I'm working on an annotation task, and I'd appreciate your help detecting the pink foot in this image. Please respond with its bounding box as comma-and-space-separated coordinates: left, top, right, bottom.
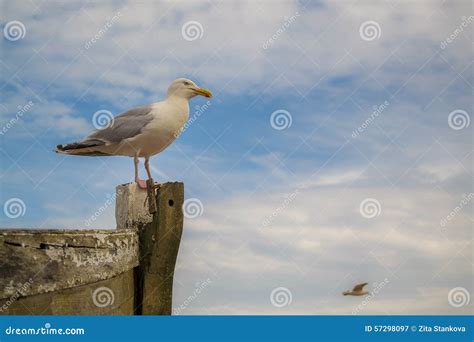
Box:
135, 179, 148, 189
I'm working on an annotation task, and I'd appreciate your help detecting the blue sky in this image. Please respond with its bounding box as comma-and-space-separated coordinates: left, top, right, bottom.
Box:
0, 0, 472, 314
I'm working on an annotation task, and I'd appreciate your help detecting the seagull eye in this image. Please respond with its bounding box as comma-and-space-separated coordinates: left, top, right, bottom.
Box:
183, 81, 190, 86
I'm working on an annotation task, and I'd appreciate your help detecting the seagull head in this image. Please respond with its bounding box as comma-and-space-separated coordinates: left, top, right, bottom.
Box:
167, 78, 212, 100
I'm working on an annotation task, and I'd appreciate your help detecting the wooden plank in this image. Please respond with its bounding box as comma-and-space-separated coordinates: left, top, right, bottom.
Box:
0, 230, 138, 299
136, 182, 184, 315
0, 270, 134, 315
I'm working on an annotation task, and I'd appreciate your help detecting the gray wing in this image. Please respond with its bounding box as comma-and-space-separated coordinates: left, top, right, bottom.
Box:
353, 282, 368, 292
87, 105, 154, 144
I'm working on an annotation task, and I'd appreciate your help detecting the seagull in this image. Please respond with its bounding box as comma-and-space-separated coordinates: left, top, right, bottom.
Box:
343, 282, 369, 296
56, 78, 212, 189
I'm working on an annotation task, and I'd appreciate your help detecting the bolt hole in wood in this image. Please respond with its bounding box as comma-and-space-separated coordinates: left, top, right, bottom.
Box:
168, 199, 174, 207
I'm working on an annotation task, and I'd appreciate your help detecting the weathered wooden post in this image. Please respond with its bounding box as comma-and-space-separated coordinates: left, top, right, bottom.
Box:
116, 182, 184, 315
0, 182, 184, 315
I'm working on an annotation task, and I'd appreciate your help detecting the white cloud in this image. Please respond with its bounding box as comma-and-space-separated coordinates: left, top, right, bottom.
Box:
172, 170, 472, 314
2, 0, 471, 105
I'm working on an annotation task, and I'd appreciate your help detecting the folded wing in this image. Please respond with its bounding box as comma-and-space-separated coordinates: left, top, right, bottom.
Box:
56, 105, 154, 156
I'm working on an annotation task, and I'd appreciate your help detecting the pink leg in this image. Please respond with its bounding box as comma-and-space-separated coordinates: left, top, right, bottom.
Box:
144, 157, 159, 186
144, 157, 152, 180
134, 154, 147, 189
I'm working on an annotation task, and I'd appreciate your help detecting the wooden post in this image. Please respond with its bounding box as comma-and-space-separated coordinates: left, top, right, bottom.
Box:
146, 178, 157, 214
0, 181, 184, 316
134, 182, 184, 315
115, 183, 154, 230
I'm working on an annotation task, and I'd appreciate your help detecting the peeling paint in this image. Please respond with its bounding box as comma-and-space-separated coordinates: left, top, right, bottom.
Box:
1, 232, 138, 299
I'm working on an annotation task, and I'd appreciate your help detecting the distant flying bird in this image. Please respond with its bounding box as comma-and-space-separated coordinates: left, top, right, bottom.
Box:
343, 282, 369, 296
56, 78, 212, 189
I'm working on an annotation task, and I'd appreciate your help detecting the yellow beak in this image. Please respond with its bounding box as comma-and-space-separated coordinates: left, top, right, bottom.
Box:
194, 87, 213, 98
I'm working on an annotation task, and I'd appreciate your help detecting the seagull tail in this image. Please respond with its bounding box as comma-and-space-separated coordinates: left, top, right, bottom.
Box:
55, 139, 110, 156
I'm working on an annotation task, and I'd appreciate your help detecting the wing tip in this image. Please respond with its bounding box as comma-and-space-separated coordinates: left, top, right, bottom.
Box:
55, 144, 66, 154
